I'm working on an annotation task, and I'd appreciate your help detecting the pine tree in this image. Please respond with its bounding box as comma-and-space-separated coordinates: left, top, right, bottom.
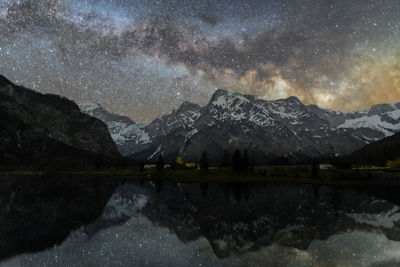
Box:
156, 154, 164, 171
200, 151, 208, 171
242, 149, 249, 173
311, 162, 319, 179
232, 149, 241, 173
0, 149, 4, 167
122, 158, 128, 169
95, 154, 103, 170
139, 162, 145, 172
250, 158, 256, 173
222, 150, 230, 167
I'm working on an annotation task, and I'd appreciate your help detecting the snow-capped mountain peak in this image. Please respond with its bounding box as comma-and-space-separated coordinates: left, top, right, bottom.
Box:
211, 89, 251, 108
78, 102, 150, 156
79, 90, 400, 163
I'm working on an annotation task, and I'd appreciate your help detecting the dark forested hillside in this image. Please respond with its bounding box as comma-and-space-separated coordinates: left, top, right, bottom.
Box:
0, 75, 122, 169
348, 132, 400, 165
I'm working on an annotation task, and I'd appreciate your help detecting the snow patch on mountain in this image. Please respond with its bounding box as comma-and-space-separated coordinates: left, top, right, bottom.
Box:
108, 121, 150, 146
388, 110, 400, 120
247, 110, 273, 127
338, 115, 400, 136
212, 91, 250, 108
389, 100, 400, 109
78, 102, 101, 113
78, 102, 151, 155
210, 91, 276, 126
185, 128, 198, 140
148, 145, 162, 160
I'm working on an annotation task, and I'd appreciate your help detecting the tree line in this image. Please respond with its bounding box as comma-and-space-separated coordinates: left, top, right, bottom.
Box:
154, 148, 251, 173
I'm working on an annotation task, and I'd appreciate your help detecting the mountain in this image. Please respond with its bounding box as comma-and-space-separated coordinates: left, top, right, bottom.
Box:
134, 90, 400, 163
80, 89, 400, 163
78, 102, 150, 156
0, 75, 121, 169
307, 102, 400, 141
348, 132, 400, 165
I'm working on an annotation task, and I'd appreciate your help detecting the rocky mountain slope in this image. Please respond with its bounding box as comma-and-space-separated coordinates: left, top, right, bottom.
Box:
78, 102, 150, 156
0, 75, 120, 168
86, 89, 399, 163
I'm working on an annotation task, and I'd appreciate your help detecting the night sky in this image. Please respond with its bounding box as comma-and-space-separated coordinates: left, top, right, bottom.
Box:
0, 0, 399, 122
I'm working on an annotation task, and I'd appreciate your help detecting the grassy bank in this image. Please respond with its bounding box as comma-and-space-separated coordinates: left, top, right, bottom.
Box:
1, 165, 400, 187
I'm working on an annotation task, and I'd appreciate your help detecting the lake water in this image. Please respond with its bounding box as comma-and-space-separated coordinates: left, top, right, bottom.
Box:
1, 178, 400, 266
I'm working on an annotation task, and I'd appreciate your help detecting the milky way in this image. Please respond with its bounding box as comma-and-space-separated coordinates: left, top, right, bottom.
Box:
0, 0, 399, 122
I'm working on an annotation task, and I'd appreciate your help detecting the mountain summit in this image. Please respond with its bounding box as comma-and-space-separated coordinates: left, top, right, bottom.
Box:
82, 89, 400, 163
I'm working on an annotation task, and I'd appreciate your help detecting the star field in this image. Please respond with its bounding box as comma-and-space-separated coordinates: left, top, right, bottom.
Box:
0, 0, 399, 122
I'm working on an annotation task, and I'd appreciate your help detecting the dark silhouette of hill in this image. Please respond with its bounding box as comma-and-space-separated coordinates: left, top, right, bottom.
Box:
348, 132, 400, 165
0, 75, 123, 169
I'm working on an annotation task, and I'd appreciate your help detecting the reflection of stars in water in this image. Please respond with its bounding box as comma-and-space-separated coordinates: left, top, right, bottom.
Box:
1, 1, 400, 122
4, 216, 400, 266
3, 181, 400, 266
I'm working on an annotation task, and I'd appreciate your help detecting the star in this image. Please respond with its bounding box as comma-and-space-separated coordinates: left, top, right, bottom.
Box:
0, 0, 399, 122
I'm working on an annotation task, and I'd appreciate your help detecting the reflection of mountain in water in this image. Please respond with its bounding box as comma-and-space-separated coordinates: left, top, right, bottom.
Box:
2, 178, 400, 266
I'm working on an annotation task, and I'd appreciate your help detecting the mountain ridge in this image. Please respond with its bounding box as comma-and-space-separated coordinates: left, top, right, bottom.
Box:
0, 75, 121, 169
2, 73, 399, 165
78, 102, 151, 156
80, 88, 400, 162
